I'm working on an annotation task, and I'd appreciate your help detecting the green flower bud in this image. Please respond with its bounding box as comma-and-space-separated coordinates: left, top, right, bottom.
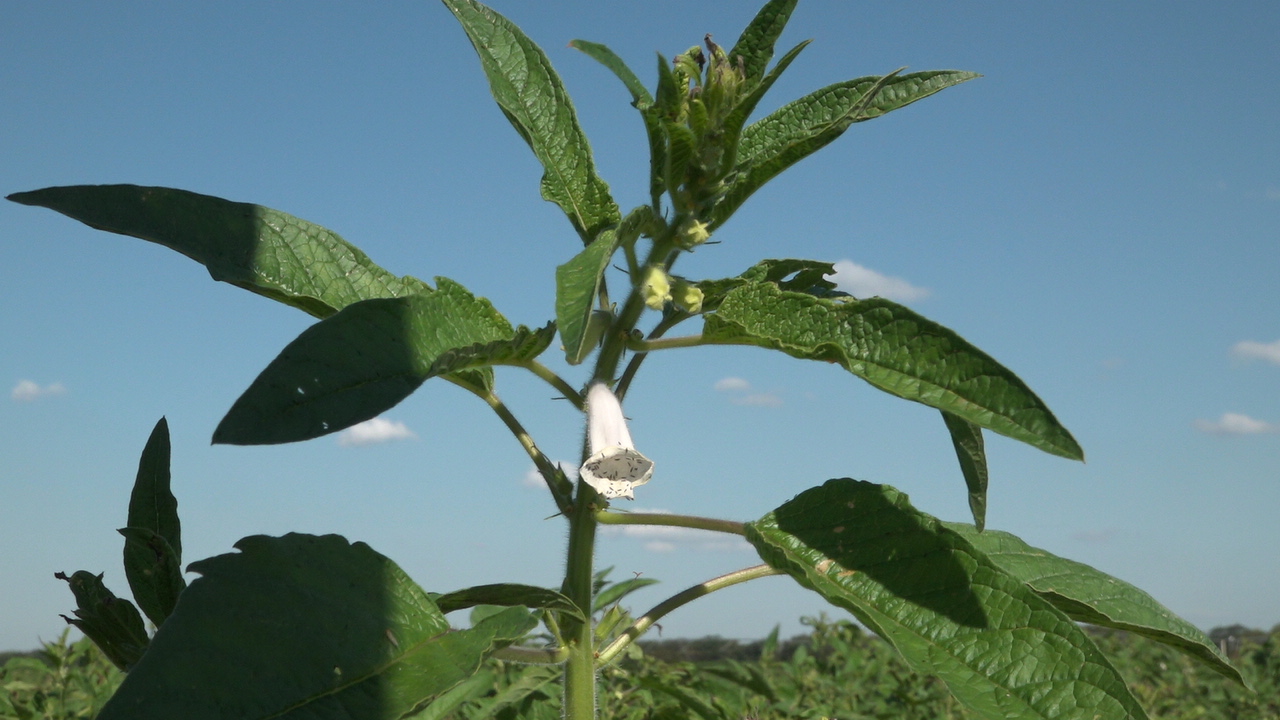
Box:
640, 266, 672, 310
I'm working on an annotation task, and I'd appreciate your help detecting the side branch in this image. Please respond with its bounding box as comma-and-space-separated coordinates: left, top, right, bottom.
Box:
595, 564, 783, 666
595, 510, 745, 536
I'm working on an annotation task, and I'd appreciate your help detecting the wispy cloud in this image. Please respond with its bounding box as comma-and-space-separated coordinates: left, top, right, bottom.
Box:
1231, 339, 1280, 365
831, 260, 930, 302
337, 417, 416, 447
522, 461, 578, 489
1194, 413, 1276, 436
11, 380, 67, 402
713, 377, 782, 407
601, 509, 752, 553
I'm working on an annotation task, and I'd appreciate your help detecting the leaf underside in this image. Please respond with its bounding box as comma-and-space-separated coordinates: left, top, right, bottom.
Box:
7, 185, 427, 318
943, 522, 1247, 686
747, 479, 1148, 720
214, 278, 534, 445
98, 533, 536, 720
703, 276, 1082, 460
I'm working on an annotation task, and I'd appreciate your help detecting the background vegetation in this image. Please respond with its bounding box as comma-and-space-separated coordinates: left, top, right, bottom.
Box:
5, 618, 1276, 720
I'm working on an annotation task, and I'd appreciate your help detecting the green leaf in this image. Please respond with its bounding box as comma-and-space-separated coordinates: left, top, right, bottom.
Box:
570, 41, 667, 206
118, 528, 185, 630
213, 277, 520, 445
556, 230, 623, 365
719, 40, 810, 175
7, 185, 427, 319
428, 323, 557, 377
728, 0, 800, 86
435, 583, 584, 622
443, 0, 620, 243
568, 40, 652, 106
711, 70, 980, 229
697, 257, 844, 313
54, 571, 149, 671
941, 410, 989, 531
747, 479, 1148, 720
592, 576, 660, 614
943, 522, 1247, 686
97, 533, 537, 720
121, 417, 187, 627
703, 280, 1083, 460
403, 669, 497, 720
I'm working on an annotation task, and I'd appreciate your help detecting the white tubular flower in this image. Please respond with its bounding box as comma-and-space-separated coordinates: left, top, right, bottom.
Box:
580, 383, 654, 500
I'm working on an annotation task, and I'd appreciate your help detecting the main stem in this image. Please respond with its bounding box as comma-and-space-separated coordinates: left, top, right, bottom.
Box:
562, 237, 678, 720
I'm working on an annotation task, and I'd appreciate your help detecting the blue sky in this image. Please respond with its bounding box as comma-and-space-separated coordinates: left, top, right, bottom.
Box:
2, 1, 1277, 652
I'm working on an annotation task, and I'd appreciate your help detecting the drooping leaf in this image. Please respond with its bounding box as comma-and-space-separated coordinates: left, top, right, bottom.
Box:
213, 278, 519, 445
941, 410, 989, 531
7, 185, 428, 319
54, 571, 149, 671
703, 281, 1083, 460
727, 0, 800, 86
943, 522, 1247, 686
443, 0, 620, 243
118, 528, 185, 630
556, 230, 623, 365
435, 583, 584, 621
747, 480, 1148, 720
97, 533, 537, 720
711, 70, 979, 229
554, 206, 654, 365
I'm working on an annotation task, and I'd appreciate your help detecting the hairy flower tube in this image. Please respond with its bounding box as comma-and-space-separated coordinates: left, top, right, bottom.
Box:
579, 383, 654, 500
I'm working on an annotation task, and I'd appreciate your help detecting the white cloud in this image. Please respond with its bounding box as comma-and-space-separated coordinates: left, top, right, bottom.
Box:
714, 377, 751, 392
337, 417, 416, 447
1194, 413, 1276, 436
522, 461, 578, 489
1231, 340, 1280, 365
713, 377, 782, 407
831, 260, 930, 302
11, 380, 67, 402
601, 509, 752, 553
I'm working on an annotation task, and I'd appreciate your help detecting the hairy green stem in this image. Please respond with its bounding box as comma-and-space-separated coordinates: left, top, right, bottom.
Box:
616, 312, 688, 399
519, 360, 585, 410
595, 564, 783, 666
626, 333, 705, 353
478, 390, 573, 515
595, 510, 745, 536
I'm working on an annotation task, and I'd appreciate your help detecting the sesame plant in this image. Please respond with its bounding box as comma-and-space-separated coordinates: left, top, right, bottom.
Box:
8, 1, 1247, 718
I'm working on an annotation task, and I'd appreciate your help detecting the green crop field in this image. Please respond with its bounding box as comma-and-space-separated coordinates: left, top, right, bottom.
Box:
5, 617, 1277, 720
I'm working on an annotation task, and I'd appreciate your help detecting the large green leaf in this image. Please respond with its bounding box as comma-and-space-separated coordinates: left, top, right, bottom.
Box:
54, 571, 149, 671
213, 277, 524, 445
7, 185, 427, 319
941, 410, 989, 531
747, 480, 1148, 720
443, 0, 620, 244
728, 0, 799, 86
710, 70, 979, 229
943, 523, 1247, 686
98, 533, 536, 720
703, 280, 1083, 460
122, 417, 186, 627
435, 583, 584, 621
